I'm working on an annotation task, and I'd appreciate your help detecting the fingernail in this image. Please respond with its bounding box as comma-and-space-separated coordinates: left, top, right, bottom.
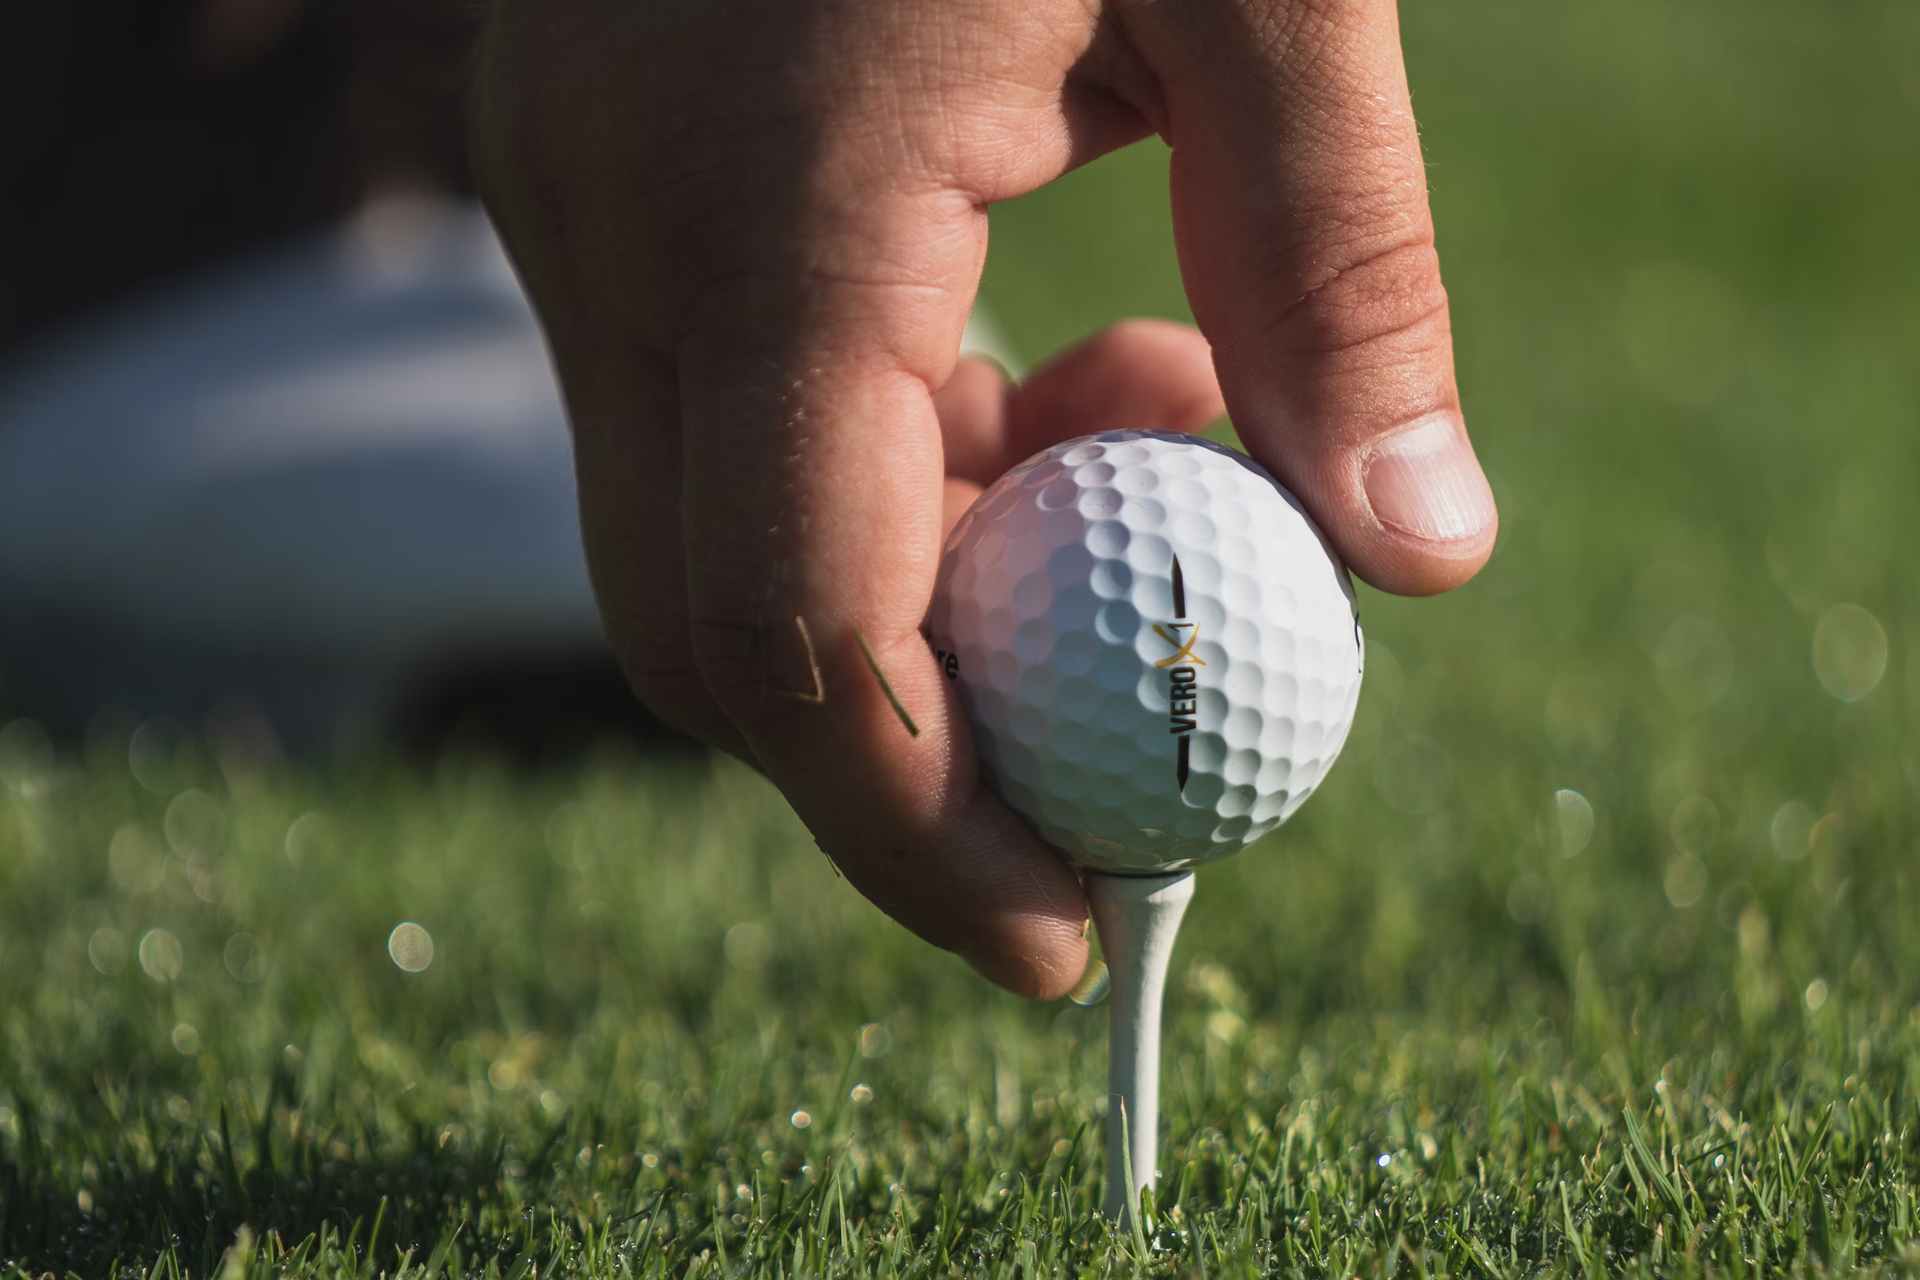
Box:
1363, 414, 1496, 542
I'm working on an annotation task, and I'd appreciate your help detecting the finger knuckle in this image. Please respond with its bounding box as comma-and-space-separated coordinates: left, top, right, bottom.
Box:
615, 641, 726, 740
684, 613, 822, 731
1279, 236, 1452, 364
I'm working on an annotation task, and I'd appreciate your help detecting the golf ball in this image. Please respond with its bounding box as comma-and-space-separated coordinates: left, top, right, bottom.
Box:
928, 430, 1364, 874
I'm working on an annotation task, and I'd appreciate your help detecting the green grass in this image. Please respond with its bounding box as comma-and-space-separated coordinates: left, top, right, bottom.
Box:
7, 0, 1920, 1274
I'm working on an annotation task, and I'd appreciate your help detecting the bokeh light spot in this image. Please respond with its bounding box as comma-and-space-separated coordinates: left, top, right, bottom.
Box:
164, 789, 226, 858
1544, 789, 1595, 857
138, 929, 183, 982
1664, 854, 1708, 908
0, 719, 55, 796
224, 933, 267, 983
128, 718, 192, 795
88, 928, 127, 976
858, 1023, 892, 1059
388, 922, 434, 973
1669, 794, 1719, 855
1770, 801, 1816, 860
1812, 604, 1887, 702
724, 921, 771, 969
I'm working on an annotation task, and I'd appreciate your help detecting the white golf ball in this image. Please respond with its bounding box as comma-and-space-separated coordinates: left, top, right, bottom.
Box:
928, 430, 1364, 874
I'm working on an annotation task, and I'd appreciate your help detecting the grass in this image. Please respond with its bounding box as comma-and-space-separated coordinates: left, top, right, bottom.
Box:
6, 0, 1920, 1274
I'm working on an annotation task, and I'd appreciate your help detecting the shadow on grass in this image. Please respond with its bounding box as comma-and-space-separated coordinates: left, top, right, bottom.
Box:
0, 1082, 564, 1277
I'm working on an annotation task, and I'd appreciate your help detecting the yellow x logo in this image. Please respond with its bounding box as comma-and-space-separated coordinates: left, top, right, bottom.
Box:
1152, 623, 1206, 668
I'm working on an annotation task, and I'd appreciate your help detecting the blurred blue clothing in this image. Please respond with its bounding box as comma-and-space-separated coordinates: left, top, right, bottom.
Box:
0, 199, 597, 743
0, 198, 1018, 747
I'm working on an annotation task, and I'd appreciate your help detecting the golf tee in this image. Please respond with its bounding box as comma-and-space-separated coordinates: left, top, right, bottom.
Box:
1086, 869, 1195, 1224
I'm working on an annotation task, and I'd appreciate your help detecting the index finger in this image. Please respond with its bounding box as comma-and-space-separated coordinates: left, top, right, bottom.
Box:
1126, 0, 1499, 595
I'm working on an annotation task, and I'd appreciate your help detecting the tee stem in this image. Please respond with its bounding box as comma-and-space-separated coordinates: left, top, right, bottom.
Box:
1087, 869, 1195, 1225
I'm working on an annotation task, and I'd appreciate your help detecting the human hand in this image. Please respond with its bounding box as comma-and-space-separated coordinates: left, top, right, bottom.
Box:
471, 0, 1496, 999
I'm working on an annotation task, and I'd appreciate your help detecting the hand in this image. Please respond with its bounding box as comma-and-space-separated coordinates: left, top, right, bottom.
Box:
471, 0, 1497, 999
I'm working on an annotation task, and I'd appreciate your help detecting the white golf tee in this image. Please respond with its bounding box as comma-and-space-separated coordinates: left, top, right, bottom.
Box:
1086, 870, 1195, 1224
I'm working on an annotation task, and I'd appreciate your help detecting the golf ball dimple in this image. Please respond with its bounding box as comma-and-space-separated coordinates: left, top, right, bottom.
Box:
928, 430, 1364, 874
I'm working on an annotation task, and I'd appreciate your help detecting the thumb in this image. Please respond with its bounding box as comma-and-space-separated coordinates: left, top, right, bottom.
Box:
1134, 0, 1497, 595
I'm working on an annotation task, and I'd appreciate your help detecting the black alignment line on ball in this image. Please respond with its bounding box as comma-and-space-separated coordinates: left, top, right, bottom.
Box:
1172, 553, 1190, 792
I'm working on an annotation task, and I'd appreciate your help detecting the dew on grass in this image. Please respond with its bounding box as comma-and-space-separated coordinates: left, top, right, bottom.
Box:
1669, 794, 1719, 855
1664, 855, 1708, 908
0, 718, 55, 796
88, 928, 127, 975
128, 718, 192, 795
388, 922, 434, 973
1067, 960, 1110, 1006
163, 789, 225, 858
1805, 979, 1829, 1011
171, 1023, 199, 1056
724, 922, 771, 969
138, 929, 183, 982
1771, 801, 1816, 859
283, 812, 332, 865
223, 933, 266, 983
850, 1084, 873, 1104
1543, 789, 1595, 857
790, 1110, 811, 1129
1813, 604, 1887, 701
1716, 881, 1755, 932
858, 1023, 892, 1058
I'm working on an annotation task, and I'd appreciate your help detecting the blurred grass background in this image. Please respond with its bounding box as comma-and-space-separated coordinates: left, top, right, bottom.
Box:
5, 2, 1920, 1274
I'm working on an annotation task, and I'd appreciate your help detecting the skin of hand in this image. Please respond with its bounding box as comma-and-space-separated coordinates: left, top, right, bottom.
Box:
471, 0, 1498, 1000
